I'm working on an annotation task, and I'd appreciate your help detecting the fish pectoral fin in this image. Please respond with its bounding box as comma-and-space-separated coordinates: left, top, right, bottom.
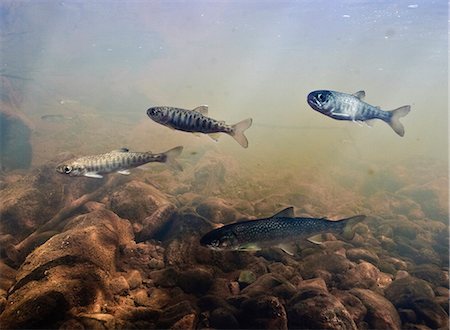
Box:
238, 243, 261, 252
84, 172, 103, 179
333, 113, 352, 120
208, 133, 221, 141
192, 105, 208, 115
276, 243, 297, 256
353, 120, 364, 126
352, 90, 365, 100
112, 148, 129, 153
307, 234, 325, 245
365, 119, 376, 127
271, 206, 295, 218
117, 170, 131, 175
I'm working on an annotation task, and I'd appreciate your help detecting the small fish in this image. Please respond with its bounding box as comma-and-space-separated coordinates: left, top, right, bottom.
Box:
56, 146, 183, 178
307, 90, 411, 136
146, 105, 252, 148
41, 114, 74, 122
200, 207, 366, 255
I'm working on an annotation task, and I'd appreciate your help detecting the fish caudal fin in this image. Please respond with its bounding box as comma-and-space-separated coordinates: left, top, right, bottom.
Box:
387, 105, 410, 137
162, 146, 184, 171
230, 118, 252, 148
339, 215, 367, 240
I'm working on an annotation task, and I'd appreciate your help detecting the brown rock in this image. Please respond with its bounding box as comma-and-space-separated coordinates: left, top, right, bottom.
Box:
385, 276, 435, 308
241, 273, 287, 297
350, 288, 401, 330
170, 313, 196, 330
338, 262, 380, 290
240, 296, 288, 329
333, 290, 367, 324
410, 298, 449, 329
288, 293, 357, 330
157, 300, 196, 329
125, 269, 143, 290
346, 248, 380, 265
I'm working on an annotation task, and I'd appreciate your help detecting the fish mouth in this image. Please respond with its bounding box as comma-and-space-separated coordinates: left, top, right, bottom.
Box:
307, 95, 322, 110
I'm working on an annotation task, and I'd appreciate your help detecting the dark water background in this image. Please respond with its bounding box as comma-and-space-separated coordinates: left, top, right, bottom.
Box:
0, 1, 448, 329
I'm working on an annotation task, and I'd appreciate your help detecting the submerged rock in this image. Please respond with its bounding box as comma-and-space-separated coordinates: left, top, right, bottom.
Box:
287, 293, 357, 330
239, 296, 288, 330
0, 209, 133, 329
350, 288, 401, 330
385, 276, 435, 308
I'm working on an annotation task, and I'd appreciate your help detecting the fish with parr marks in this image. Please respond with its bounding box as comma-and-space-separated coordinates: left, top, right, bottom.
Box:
146, 105, 252, 148
307, 90, 411, 136
56, 146, 183, 178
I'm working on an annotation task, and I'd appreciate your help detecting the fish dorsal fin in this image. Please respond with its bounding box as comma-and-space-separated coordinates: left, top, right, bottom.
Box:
112, 148, 129, 153
271, 207, 295, 218
276, 243, 296, 256
192, 105, 208, 115
307, 233, 325, 245
352, 90, 365, 100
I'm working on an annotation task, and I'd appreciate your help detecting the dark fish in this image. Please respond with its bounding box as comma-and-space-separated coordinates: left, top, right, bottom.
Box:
41, 114, 74, 122
56, 146, 183, 178
307, 90, 410, 136
146, 105, 252, 148
200, 207, 366, 255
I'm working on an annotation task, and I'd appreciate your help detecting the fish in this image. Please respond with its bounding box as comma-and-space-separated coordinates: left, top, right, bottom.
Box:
56, 146, 183, 178
200, 207, 366, 255
307, 90, 411, 136
146, 105, 252, 148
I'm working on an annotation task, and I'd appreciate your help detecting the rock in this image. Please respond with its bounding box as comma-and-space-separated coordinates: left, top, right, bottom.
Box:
170, 313, 196, 330
238, 270, 257, 287
434, 286, 449, 297
346, 248, 380, 265
350, 288, 401, 330
138, 204, 176, 241
177, 267, 213, 295
150, 267, 179, 288
410, 264, 449, 288
300, 253, 354, 282
0, 209, 133, 329
229, 281, 240, 295
410, 298, 449, 329
77, 313, 116, 329
196, 197, 243, 224
132, 289, 150, 307
398, 308, 417, 324
146, 288, 171, 309
385, 276, 435, 308
106, 180, 169, 221
290, 278, 328, 303
240, 273, 287, 297
210, 307, 239, 329
338, 262, 380, 290
125, 269, 143, 290
240, 296, 288, 329
333, 290, 367, 324
287, 293, 357, 330
395, 270, 410, 280
156, 300, 196, 329
110, 276, 130, 295
0, 260, 16, 291
197, 295, 234, 312
377, 272, 393, 290
192, 159, 226, 193
268, 262, 297, 280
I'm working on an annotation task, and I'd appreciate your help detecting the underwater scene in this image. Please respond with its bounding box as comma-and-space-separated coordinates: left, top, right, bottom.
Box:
0, 1, 448, 329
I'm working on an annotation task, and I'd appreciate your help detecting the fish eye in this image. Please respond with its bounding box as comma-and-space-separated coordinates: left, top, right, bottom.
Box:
64, 166, 72, 173
317, 93, 326, 102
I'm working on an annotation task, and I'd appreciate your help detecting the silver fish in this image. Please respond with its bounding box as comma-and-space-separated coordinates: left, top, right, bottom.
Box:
307, 90, 411, 136
146, 105, 252, 148
200, 207, 366, 255
56, 146, 183, 178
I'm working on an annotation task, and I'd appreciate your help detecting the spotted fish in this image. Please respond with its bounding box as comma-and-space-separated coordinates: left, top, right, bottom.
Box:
307, 90, 411, 136
146, 105, 252, 148
200, 207, 366, 255
56, 146, 183, 178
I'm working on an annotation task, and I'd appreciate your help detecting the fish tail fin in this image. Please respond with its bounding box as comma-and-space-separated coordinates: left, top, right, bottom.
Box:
161, 146, 183, 171
386, 105, 410, 137
230, 118, 252, 148
338, 215, 367, 240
